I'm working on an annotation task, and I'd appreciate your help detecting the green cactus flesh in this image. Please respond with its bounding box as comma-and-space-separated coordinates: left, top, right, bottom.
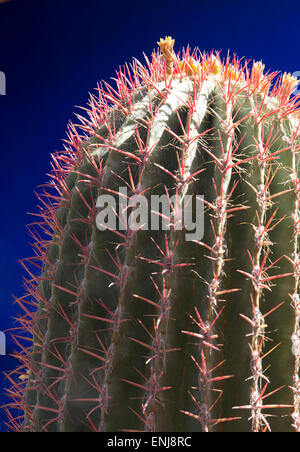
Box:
5, 40, 300, 432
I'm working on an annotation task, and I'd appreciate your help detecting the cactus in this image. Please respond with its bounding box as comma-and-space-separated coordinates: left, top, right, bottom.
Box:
4, 37, 300, 432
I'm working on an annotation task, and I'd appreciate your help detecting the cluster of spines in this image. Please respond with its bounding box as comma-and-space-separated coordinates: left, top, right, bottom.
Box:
2, 38, 300, 432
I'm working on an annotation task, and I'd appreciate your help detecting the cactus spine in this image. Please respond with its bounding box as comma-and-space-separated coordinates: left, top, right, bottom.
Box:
4, 38, 300, 432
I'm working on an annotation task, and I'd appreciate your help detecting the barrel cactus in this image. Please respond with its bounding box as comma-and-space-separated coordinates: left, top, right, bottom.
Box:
4, 37, 300, 432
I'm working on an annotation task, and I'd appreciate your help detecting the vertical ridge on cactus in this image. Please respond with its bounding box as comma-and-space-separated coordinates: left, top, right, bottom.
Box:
3, 37, 300, 432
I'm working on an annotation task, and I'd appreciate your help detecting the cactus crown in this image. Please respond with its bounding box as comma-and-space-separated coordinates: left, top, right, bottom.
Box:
3, 38, 300, 432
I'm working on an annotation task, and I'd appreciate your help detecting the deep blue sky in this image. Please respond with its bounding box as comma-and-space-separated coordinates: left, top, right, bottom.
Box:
0, 0, 299, 432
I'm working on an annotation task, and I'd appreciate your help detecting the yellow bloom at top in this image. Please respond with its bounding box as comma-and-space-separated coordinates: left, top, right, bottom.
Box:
202, 55, 222, 76
282, 72, 299, 92
157, 36, 175, 55
178, 58, 200, 76
157, 36, 176, 77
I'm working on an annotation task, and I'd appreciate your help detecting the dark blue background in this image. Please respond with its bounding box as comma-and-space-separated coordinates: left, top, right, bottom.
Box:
0, 0, 299, 432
